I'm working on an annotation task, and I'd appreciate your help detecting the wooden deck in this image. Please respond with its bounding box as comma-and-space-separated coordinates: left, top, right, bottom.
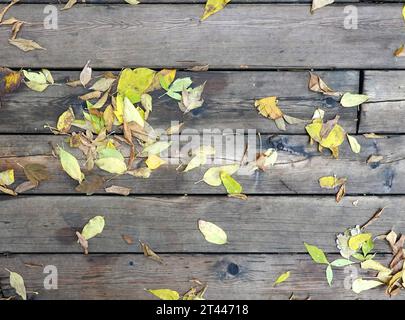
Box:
1, 0, 405, 300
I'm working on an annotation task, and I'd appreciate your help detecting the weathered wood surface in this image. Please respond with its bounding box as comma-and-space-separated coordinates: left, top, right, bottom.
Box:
361, 71, 405, 134
0, 0, 359, 3
0, 195, 398, 253
0, 5, 403, 69
0, 254, 396, 300
0, 134, 403, 194
0, 70, 358, 134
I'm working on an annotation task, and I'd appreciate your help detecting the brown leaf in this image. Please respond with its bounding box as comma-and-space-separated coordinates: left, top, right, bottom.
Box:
15, 180, 37, 193
394, 45, 405, 57
9, 38, 46, 52
335, 183, 345, 203
0, 67, 22, 97
0, 185, 17, 196
105, 185, 131, 196
122, 234, 134, 245
320, 115, 340, 139
23, 163, 49, 184
367, 155, 383, 164
361, 207, 385, 230
76, 231, 89, 255
0, 17, 18, 25
0, 0, 19, 23
186, 64, 209, 72
228, 193, 248, 200
79, 90, 102, 101
308, 72, 340, 96
66, 79, 82, 87
80, 60, 92, 87
75, 175, 104, 195
10, 20, 23, 39
140, 241, 163, 264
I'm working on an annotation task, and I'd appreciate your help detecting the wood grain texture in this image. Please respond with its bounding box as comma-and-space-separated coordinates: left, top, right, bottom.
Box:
1, 134, 405, 194
361, 71, 405, 133
0, 195, 399, 253
0, 70, 359, 134
0, 253, 397, 300
0, 0, 359, 3
0, 4, 403, 69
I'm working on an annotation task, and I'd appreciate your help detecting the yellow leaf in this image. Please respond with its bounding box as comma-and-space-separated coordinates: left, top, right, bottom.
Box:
348, 233, 372, 251
95, 157, 127, 174
340, 93, 369, 107
352, 278, 383, 294
220, 171, 242, 194
147, 289, 179, 300
274, 271, 290, 286
184, 145, 216, 172
118, 68, 156, 103
403, 5, 405, 21
201, 0, 231, 21
254, 96, 283, 120
203, 164, 239, 187
24, 81, 49, 92
113, 94, 124, 124
146, 154, 166, 170
158, 69, 176, 90
347, 134, 361, 154
81, 215, 105, 240
319, 176, 346, 189
0, 169, 14, 186
57, 107, 75, 133
0, 67, 22, 96
198, 219, 228, 245
59, 147, 84, 183
7, 270, 27, 300
360, 260, 391, 273
123, 97, 145, 127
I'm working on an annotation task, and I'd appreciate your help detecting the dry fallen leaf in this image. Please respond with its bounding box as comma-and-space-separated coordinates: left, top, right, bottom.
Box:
335, 183, 345, 203
80, 60, 92, 87
0, 0, 19, 23
75, 175, 104, 195
122, 234, 134, 245
9, 38, 46, 52
76, 231, 89, 255
394, 45, 405, 57
15, 180, 37, 193
6, 268, 27, 300
140, 241, 163, 264
147, 289, 179, 300
0, 67, 22, 97
61, 0, 77, 10
347, 134, 361, 154
105, 185, 131, 196
23, 163, 49, 184
308, 72, 340, 96
311, 0, 334, 13
367, 155, 383, 164
319, 175, 346, 189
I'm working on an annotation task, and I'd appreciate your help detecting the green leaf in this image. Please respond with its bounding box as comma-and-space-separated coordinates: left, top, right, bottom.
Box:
147, 289, 179, 300
58, 147, 84, 183
220, 171, 242, 194
326, 265, 333, 286
7, 270, 27, 300
340, 93, 369, 107
166, 77, 192, 100
198, 219, 227, 245
330, 259, 355, 267
273, 271, 290, 286
304, 242, 329, 264
81, 216, 105, 240
362, 238, 374, 256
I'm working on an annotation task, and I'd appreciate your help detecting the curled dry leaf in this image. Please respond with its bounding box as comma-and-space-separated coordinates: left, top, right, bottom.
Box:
394, 45, 405, 57
9, 38, 46, 52
308, 72, 340, 96
0, 0, 19, 23
335, 183, 345, 203
15, 180, 37, 193
254, 96, 286, 131
127, 167, 152, 178
76, 231, 89, 255
105, 185, 131, 196
140, 241, 163, 264
61, 0, 77, 10
0, 185, 17, 196
367, 155, 383, 164
198, 219, 227, 245
311, 0, 334, 13
11, 20, 23, 40
80, 60, 92, 87
79, 91, 102, 101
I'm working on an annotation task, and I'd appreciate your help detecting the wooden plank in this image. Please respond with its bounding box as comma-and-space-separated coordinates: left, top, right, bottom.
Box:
0, 0, 359, 3
0, 195, 398, 253
0, 4, 403, 69
360, 71, 405, 134
0, 70, 359, 134
0, 134, 404, 194
0, 253, 396, 300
